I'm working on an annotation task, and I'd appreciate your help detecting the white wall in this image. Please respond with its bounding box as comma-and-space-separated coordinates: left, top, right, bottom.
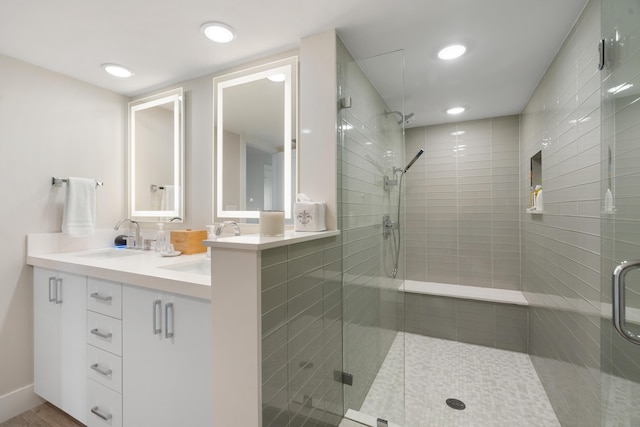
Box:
0, 54, 127, 417
299, 30, 338, 230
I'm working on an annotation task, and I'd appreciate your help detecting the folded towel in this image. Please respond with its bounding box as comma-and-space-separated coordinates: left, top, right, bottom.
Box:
62, 177, 96, 236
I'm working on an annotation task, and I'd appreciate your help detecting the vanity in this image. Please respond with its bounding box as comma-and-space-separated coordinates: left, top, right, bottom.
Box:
27, 232, 212, 427
24, 49, 340, 426
28, 226, 342, 427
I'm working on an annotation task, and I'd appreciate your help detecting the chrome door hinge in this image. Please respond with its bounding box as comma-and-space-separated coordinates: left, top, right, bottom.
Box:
334, 370, 353, 386
598, 39, 606, 71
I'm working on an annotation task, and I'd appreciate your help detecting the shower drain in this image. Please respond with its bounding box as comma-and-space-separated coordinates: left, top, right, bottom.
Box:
446, 398, 466, 410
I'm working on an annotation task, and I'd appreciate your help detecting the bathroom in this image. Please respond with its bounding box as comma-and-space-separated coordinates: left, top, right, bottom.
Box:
2, 0, 640, 426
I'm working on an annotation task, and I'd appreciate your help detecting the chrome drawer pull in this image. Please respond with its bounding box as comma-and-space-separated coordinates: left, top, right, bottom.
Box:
91, 406, 112, 421
90, 363, 112, 377
48, 277, 56, 302
90, 292, 113, 303
90, 328, 112, 340
55, 278, 63, 304
165, 302, 174, 339
153, 299, 162, 335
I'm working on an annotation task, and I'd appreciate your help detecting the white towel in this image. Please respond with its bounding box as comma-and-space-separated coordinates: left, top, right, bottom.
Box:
160, 185, 175, 211
62, 177, 96, 236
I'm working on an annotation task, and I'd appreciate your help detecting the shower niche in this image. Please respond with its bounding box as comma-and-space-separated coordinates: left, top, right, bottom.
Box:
527, 150, 543, 213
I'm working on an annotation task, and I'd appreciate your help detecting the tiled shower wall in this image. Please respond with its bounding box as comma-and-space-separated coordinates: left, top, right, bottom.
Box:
404, 115, 521, 290
261, 236, 344, 427
336, 38, 405, 420
404, 293, 528, 353
520, 1, 602, 426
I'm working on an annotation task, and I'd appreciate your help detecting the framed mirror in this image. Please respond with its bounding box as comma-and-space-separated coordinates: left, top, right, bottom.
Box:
214, 56, 297, 221
129, 88, 184, 222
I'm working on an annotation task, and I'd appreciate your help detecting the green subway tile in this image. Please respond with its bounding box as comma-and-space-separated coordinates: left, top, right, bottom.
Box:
288, 239, 324, 260
261, 246, 288, 268
262, 263, 288, 291
288, 252, 324, 279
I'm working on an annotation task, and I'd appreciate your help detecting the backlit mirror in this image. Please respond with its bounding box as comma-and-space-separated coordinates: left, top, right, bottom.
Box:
129, 88, 184, 222
214, 56, 297, 221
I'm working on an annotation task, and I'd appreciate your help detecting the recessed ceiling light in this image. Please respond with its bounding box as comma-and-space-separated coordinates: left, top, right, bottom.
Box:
201, 22, 236, 43
451, 130, 466, 136
267, 73, 286, 82
438, 44, 467, 60
446, 107, 466, 115
102, 64, 133, 78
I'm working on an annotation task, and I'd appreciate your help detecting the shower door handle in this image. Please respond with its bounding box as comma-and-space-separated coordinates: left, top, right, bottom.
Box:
612, 259, 640, 345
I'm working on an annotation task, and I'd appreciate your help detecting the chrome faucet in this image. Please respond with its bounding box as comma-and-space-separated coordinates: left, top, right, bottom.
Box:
214, 221, 241, 237
114, 218, 140, 249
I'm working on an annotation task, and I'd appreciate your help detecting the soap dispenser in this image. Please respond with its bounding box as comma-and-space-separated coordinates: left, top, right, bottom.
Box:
206, 225, 216, 258
155, 223, 166, 252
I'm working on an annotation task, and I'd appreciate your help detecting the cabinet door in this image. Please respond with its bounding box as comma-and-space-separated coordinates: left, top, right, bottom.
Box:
33, 268, 87, 424
57, 271, 87, 423
34, 267, 60, 405
123, 286, 212, 427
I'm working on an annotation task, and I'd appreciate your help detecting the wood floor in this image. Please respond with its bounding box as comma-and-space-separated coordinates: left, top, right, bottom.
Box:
0, 404, 83, 427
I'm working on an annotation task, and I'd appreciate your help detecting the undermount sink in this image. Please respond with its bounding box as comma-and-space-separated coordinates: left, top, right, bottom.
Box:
76, 248, 143, 259
161, 259, 211, 276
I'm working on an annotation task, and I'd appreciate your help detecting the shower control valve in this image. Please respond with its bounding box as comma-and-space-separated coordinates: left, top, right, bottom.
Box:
384, 175, 397, 192
382, 215, 397, 238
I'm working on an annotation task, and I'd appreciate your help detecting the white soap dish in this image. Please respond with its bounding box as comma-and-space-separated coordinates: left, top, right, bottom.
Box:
161, 251, 182, 257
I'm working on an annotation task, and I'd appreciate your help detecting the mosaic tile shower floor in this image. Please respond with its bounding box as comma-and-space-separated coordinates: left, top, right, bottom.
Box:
357, 333, 560, 427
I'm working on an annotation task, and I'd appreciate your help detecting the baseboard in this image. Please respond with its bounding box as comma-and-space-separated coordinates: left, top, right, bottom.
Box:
0, 384, 44, 423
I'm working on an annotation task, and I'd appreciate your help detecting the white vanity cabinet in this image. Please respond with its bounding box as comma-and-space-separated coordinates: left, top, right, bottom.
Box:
86, 277, 123, 427
33, 267, 87, 424
122, 285, 212, 427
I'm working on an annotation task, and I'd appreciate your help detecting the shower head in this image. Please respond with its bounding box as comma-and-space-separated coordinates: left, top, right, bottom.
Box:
385, 110, 415, 125
403, 149, 424, 173
401, 112, 415, 125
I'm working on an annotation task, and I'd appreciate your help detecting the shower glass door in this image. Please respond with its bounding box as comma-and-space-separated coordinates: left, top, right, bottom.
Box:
337, 40, 406, 426
600, 0, 640, 424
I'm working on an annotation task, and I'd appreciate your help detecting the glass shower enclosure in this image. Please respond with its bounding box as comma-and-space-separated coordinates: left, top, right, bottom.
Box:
337, 40, 407, 426
600, 0, 640, 424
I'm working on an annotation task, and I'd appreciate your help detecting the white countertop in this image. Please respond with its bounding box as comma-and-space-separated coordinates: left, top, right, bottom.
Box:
26, 229, 340, 300
204, 230, 340, 251
27, 246, 211, 300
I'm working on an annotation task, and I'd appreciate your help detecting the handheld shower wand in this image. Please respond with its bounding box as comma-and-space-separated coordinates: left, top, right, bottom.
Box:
403, 149, 424, 173
382, 149, 425, 278
386, 149, 425, 191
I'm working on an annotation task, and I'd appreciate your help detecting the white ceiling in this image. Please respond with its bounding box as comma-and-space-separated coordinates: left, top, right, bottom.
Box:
0, 0, 589, 128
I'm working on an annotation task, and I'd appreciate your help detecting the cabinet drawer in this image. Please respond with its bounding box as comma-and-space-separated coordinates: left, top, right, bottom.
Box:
87, 345, 122, 394
88, 312, 122, 356
88, 379, 122, 427
88, 278, 122, 319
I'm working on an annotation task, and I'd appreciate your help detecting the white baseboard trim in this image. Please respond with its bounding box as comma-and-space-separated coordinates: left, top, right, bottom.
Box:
0, 384, 44, 423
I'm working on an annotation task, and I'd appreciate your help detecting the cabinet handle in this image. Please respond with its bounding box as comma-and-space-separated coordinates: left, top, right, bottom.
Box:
90, 328, 112, 340
153, 299, 162, 335
55, 278, 63, 304
165, 302, 174, 339
90, 292, 113, 303
90, 363, 113, 377
91, 406, 112, 421
48, 277, 56, 302
612, 259, 640, 345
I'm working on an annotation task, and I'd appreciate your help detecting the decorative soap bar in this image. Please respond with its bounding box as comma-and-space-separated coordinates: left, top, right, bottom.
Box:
294, 202, 326, 232
170, 229, 208, 254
